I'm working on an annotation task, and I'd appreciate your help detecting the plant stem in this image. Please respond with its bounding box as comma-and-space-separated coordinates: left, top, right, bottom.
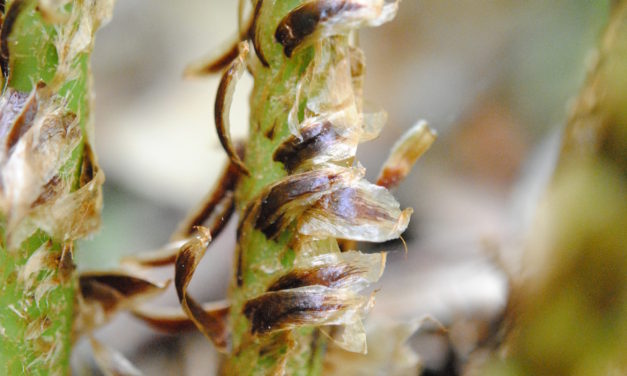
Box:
0, 1, 110, 374
225, 1, 324, 374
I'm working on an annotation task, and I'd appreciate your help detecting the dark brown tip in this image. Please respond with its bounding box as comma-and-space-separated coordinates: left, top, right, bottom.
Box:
243, 290, 343, 334
376, 166, 403, 189
254, 171, 339, 239
79, 142, 98, 188
268, 264, 361, 291
264, 120, 277, 140
197, 43, 240, 76
275, 1, 362, 57
273, 121, 342, 173
79, 271, 168, 315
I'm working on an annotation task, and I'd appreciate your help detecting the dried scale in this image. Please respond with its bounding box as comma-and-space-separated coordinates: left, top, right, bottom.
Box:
169, 1, 435, 374
5, 0, 434, 374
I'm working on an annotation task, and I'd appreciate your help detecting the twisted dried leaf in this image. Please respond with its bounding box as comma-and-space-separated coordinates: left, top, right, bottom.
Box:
124, 157, 240, 267
174, 227, 230, 351
215, 42, 250, 175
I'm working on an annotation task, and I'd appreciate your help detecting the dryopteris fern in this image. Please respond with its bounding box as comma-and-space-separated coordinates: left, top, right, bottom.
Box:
0, 1, 111, 374
151, 1, 434, 375
117, 2, 433, 375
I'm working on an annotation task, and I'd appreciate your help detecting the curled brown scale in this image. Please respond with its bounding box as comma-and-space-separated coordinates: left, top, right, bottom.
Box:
273, 120, 346, 173
174, 227, 230, 352
244, 288, 347, 335
214, 43, 250, 176
112, 0, 433, 367
268, 263, 363, 291
275, 0, 363, 57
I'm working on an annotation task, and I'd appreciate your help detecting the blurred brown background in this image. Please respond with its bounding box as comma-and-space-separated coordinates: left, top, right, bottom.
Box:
73, 1, 611, 374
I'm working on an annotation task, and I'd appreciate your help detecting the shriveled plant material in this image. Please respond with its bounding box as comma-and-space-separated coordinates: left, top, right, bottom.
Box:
162, 1, 436, 374
74, 270, 170, 336
174, 227, 230, 352
0, 0, 112, 374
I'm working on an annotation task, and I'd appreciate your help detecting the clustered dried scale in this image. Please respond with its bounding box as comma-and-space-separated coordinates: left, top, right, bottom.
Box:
2, 0, 436, 374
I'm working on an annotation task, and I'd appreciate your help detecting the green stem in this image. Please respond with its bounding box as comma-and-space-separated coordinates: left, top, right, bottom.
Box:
225, 2, 324, 374
0, 1, 109, 374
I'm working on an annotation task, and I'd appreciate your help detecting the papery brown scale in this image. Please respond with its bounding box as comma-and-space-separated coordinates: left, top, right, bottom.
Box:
273, 120, 344, 173
319, 187, 396, 222
268, 264, 362, 291
376, 121, 436, 190
132, 309, 197, 334
244, 290, 345, 334
193, 43, 239, 76
275, 0, 363, 57
254, 171, 341, 238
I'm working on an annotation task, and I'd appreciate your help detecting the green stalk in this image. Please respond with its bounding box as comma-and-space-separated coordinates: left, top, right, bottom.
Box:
225, 2, 324, 374
0, 1, 110, 374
